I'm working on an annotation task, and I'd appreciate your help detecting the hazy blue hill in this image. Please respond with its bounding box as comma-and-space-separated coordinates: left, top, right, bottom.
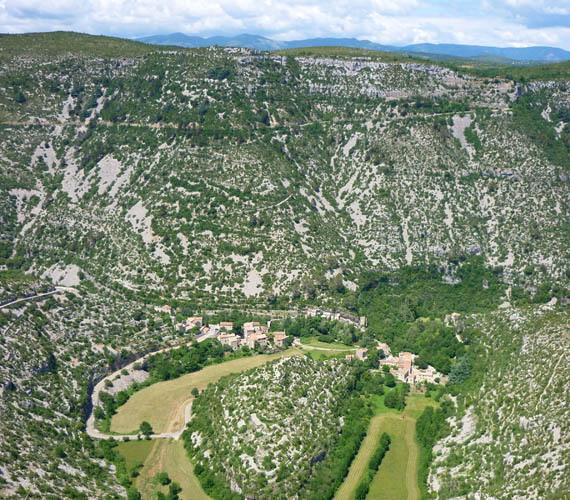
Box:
138, 32, 285, 50
284, 37, 394, 52
138, 32, 210, 47
404, 43, 570, 62
136, 32, 570, 63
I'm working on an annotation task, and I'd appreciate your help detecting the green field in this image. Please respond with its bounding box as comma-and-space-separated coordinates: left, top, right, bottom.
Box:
301, 337, 357, 350
298, 337, 357, 360
118, 439, 210, 500
367, 394, 437, 500
117, 440, 154, 470
111, 349, 300, 434
335, 393, 437, 500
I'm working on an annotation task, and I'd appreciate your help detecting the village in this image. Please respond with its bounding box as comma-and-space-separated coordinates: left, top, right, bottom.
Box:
155, 304, 444, 386
347, 343, 446, 385
182, 315, 299, 350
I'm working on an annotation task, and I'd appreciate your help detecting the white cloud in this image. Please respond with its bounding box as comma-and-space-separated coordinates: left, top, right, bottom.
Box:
0, 0, 568, 49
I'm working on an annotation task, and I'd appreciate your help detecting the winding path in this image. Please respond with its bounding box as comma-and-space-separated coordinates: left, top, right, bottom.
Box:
0, 286, 77, 310
86, 337, 207, 441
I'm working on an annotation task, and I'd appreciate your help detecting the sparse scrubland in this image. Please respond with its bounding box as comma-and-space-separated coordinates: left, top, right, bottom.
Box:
0, 32, 568, 499
185, 356, 373, 499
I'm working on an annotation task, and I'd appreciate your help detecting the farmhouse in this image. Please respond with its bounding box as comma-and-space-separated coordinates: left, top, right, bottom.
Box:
200, 324, 220, 338
380, 355, 399, 368
219, 333, 240, 349
411, 364, 440, 384
379, 350, 446, 385
185, 316, 203, 330
246, 332, 268, 349
243, 322, 268, 339
273, 331, 289, 347
398, 352, 414, 379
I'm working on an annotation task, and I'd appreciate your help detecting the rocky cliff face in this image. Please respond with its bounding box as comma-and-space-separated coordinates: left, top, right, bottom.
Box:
1, 42, 568, 305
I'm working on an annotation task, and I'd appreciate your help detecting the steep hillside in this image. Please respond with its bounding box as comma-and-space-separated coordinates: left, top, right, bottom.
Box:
429, 304, 569, 498
0, 33, 568, 498
0, 281, 171, 497
1, 35, 568, 307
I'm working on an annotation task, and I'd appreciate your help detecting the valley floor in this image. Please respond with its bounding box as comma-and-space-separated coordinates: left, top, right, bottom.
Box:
335, 393, 437, 500
123, 439, 210, 500
113, 349, 302, 499
111, 341, 436, 499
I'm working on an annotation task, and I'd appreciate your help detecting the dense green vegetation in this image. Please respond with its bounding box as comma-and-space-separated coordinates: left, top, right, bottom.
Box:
384, 383, 410, 410
357, 259, 501, 373
511, 91, 570, 169
416, 406, 448, 497
144, 339, 250, 381
277, 315, 361, 345
302, 395, 373, 499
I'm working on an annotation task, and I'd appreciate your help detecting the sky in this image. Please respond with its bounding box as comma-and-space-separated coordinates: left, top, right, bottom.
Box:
1, 0, 570, 49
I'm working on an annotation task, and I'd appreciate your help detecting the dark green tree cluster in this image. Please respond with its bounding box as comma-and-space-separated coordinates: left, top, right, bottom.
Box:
145, 339, 227, 381
191, 461, 241, 500
384, 383, 409, 410
416, 406, 447, 496
278, 316, 359, 345
358, 258, 505, 373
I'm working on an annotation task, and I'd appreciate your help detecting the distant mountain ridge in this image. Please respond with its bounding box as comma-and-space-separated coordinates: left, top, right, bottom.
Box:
137, 32, 570, 62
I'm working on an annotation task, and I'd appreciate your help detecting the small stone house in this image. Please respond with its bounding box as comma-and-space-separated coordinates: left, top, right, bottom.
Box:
220, 321, 234, 332
273, 331, 288, 347
355, 348, 368, 361
185, 316, 203, 330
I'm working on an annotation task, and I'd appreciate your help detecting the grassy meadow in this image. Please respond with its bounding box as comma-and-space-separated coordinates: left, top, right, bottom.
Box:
118, 439, 210, 500
298, 336, 357, 360
117, 440, 154, 470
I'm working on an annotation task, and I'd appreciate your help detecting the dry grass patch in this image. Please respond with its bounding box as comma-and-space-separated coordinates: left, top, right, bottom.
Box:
134, 439, 210, 500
